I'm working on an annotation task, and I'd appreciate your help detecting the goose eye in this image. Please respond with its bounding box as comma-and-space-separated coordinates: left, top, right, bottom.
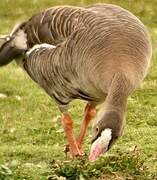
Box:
96, 126, 99, 132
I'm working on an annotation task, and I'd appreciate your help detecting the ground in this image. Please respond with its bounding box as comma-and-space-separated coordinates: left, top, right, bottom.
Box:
0, 0, 156, 179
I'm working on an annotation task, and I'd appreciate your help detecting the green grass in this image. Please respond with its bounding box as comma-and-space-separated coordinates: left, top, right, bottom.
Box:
0, 0, 157, 179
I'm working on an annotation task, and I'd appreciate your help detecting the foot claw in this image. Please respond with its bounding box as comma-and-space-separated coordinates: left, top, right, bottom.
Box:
64, 143, 84, 157
64, 144, 70, 153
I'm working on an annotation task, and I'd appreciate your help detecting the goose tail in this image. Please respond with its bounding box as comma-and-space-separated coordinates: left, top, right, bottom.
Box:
0, 22, 27, 66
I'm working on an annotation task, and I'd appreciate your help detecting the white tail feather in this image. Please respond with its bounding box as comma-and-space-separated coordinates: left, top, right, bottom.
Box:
26, 43, 56, 56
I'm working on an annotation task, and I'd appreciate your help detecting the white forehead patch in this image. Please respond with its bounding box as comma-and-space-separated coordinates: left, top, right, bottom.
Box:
92, 128, 112, 149
100, 128, 112, 145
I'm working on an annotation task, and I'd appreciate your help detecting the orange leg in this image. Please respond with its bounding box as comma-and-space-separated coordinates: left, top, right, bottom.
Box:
77, 103, 96, 154
62, 113, 83, 157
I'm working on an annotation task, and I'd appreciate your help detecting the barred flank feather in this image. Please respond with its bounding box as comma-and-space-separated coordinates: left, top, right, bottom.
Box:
0, 4, 152, 112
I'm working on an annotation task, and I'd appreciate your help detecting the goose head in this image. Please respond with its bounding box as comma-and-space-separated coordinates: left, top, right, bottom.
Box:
0, 22, 27, 66
0, 29, 27, 66
89, 110, 124, 161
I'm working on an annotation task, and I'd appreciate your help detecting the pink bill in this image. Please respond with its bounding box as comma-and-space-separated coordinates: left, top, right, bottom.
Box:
88, 145, 103, 161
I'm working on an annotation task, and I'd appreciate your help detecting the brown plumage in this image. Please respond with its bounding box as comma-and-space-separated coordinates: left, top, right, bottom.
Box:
0, 4, 152, 160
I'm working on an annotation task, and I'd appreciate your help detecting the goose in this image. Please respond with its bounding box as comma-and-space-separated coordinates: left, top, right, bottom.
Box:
0, 4, 152, 161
